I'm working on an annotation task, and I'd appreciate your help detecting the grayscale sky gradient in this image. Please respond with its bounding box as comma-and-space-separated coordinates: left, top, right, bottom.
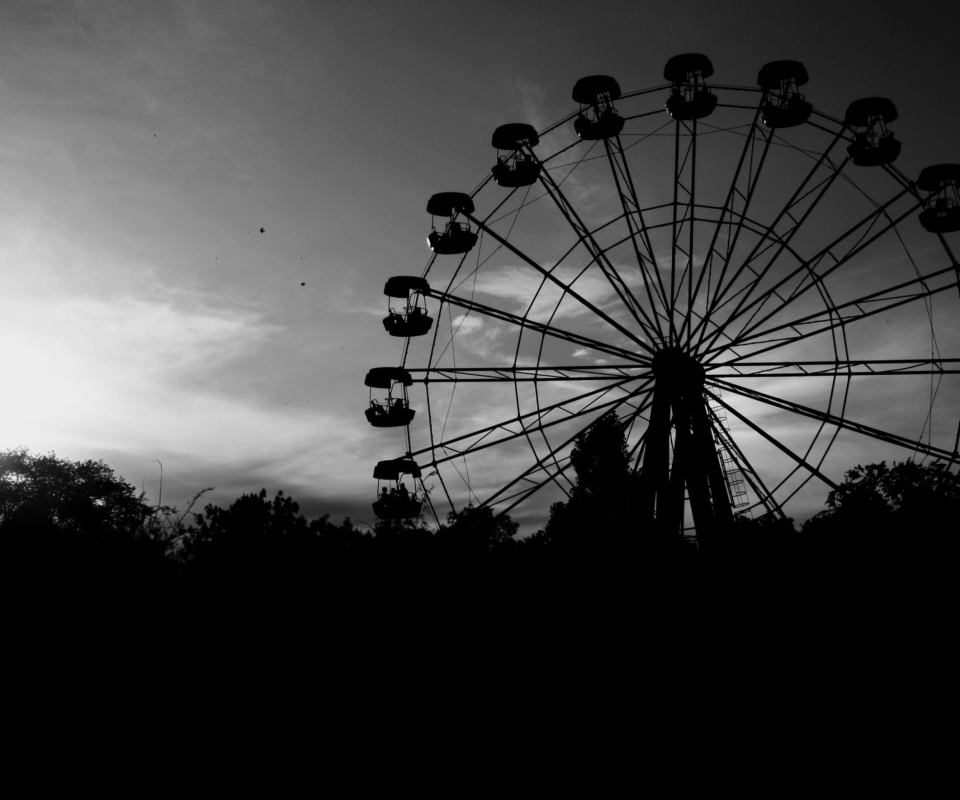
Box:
1, 0, 957, 529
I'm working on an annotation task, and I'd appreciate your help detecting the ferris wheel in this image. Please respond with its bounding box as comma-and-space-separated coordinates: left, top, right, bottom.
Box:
367, 55, 960, 540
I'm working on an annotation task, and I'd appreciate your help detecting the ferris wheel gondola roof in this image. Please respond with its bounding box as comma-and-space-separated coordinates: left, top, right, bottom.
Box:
384, 276, 430, 298
757, 60, 809, 89
491, 123, 540, 150
365, 367, 413, 389
664, 53, 714, 83
572, 75, 622, 104
426, 192, 474, 217
373, 459, 422, 480
918, 164, 960, 191
844, 97, 898, 126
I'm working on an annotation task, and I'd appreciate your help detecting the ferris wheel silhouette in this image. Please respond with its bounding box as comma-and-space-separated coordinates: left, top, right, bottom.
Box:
366, 55, 960, 542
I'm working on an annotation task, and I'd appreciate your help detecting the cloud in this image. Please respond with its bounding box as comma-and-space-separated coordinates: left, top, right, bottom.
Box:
0, 280, 384, 522
515, 78, 552, 136
450, 313, 483, 335
0, 287, 330, 501
5, 291, 277, 384
474, 263, 629, 323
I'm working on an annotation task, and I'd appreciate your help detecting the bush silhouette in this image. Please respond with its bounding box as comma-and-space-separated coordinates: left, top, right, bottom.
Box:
5, 441, 956, 633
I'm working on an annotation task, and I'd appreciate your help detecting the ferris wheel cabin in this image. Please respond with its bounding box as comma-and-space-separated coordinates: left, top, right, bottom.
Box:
844, 98, 902, 166
491, 123, 542, 187
365, 366, 415, 428
918, 164, 960, 233
572, 75, 625, 140
664, 53, 718, 121
383, 276, 433, 337
757, 60, 813, 128
426, 192, 478, 255
373, 458, 424, 520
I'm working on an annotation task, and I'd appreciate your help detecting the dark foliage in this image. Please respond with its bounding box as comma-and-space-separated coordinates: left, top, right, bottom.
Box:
798, 460, 960, 589
536, 412, 693, 566
803, 459, 960, 539
1, 449, 173, 624
0, 448, 149, 537
537, 412, 636, 552
4, 443, 958, 644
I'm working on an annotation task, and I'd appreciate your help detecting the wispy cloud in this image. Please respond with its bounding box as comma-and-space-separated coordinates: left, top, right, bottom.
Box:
474, 263, 631, 322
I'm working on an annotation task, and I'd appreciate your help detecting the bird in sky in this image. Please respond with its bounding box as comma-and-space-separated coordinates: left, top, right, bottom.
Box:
259, 227, 265, 233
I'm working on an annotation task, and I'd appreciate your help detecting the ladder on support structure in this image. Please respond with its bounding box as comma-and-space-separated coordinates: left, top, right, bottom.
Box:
707, 391, 750, 509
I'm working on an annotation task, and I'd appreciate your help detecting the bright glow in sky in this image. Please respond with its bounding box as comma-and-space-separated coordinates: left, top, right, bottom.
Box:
1, 1, 958, 528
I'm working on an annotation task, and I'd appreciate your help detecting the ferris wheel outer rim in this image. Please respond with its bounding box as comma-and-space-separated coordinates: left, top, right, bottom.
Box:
385, 78, 959, 531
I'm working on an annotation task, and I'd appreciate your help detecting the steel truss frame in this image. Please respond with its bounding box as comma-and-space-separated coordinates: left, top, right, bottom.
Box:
378, 78, 960, 541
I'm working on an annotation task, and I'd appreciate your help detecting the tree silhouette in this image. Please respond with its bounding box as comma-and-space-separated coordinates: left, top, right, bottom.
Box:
0, 448, 149, 538
443, 504, 518, 554
536, 412, 653, 562
787, 462, 957, 638
801, 459, 960, 563
185, 488, 313, 565
8, 435, 954, 635
1, 448, 170, 622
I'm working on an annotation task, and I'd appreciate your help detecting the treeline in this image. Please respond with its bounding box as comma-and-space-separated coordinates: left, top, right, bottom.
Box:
2, 420, 958, 631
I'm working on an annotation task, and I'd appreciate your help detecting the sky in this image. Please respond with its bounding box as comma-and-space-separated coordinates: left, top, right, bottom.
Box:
1, 0, 958, 532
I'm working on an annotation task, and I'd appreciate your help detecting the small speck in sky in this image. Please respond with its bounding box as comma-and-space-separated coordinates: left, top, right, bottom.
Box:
301, 282, 305, 286
259, 227, 265, 233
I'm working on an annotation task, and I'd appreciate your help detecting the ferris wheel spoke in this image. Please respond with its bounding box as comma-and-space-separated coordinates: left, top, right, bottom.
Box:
736, 221, 922, 348
682, 120, 701, 345
673, 123, 777, 350
679, 109, 765, 346
693, 131, 848, 352
667, 118, 684, 340
702, 170, 850, 351
483, 457, 577, 512
464, 211, 655, 355
702, 262, 960, 361
601, 135, 672, 337
718, 416, 818, 517
669, 272, 759, 358
689, 128, 780, 348
704, 187, 921, 352
407, 365, 651, 382
479, 387, 657, 514
534, 147, 662, 342
707, 377, 960, 463
705, 404, 785, 518
427, 288, 646, 363
688, 216, 803, 324
705, 358, 960, 378
703, 387, 840, 491
410, 377, 652, 468
536, 138, 585, 167
664, 117, 709, 346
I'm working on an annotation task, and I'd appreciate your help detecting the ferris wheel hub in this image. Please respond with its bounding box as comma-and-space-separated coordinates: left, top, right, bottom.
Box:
650, 347, 705, 393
